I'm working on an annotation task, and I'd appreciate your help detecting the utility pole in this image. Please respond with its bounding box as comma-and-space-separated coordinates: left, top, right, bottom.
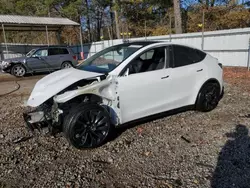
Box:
201, 9, 205, 50
169, 14, 172, 42
248, 38, 250, 71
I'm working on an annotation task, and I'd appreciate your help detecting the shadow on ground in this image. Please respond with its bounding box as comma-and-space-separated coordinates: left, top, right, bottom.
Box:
211, 124, 250, 188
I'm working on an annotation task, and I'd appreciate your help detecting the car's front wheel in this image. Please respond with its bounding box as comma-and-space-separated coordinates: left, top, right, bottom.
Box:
63, 103, 111, 149
196, 82, 221, 112
11, 64, 26, 77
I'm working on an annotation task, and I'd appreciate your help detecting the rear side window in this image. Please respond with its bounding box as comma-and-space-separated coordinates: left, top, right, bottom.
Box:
49, 48, 59, 56
58, 48, 69, 54
173, 45, 206, 67
48, 48, 69, 56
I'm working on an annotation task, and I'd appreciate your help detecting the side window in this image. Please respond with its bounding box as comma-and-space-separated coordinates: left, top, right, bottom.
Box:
140, 50, 154, 60
173, 45, 206, 68
124, 47, 166, 75
48, 48, 60, 56
58, 48, 69, 55
32, 49, 48, 57
195, 49, 206, 62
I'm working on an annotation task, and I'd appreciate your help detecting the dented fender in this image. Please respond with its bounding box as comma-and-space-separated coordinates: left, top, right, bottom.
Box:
53, 76, 118, 103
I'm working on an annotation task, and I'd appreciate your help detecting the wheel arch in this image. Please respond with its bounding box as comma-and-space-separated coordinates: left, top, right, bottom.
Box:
10, 62, 26, 69
60, 93, 119, 126
61, 61, 72, 66
194, 78, 221, 104
10, 63, 27, 76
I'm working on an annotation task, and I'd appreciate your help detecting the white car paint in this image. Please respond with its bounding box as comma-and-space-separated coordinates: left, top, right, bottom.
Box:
27, 41, 223, 125
117, 69, 173, 123
27, 68, 102, 107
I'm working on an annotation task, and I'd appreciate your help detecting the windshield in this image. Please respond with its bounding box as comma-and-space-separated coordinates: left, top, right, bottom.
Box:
26, 49, 37, 57
76, 44, 143, 74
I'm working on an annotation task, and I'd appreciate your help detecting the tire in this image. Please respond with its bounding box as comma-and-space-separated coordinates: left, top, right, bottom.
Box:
11, 64, 26, 77
196, 82, 221, 112
63, 103, 111, 149
61, 62, 72, 69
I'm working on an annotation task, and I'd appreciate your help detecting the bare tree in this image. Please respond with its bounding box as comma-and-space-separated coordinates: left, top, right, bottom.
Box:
173, 0, 182, 34
113, 0, 121, 39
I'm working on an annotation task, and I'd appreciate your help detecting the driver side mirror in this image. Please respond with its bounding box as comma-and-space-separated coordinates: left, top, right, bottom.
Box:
32, 56, 42, 60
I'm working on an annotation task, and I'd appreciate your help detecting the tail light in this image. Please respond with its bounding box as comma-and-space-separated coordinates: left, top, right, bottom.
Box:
72, 55, 77, 60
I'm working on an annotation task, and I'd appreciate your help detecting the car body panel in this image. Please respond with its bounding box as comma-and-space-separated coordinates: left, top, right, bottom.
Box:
189, 54, 224, 105
26, 57, 49, 71
117, 68, 173, 123
169, 61, 206, 108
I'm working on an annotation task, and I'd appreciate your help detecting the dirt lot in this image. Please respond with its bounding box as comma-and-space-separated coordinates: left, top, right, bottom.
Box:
1, 68, 250, 188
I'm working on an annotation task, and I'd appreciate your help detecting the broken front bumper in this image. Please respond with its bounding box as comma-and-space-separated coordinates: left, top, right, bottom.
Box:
23, 111, 50, 132
23, 111, 45, 131
23, 102, 63, 134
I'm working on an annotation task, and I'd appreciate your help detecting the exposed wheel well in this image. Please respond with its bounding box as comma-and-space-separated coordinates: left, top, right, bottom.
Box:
64, 94, 103, 105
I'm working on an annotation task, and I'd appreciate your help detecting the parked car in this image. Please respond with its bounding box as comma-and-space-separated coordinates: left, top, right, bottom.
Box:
0, 47, 78, 77
23, 41, 224, 149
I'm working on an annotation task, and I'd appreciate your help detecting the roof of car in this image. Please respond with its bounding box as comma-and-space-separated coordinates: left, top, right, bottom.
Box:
124, 41, 159, 46
124, 40, 207, 53
32, 46, 70, 50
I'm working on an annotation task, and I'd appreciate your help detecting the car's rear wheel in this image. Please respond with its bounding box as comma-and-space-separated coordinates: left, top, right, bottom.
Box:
196, 82, 220, 112
11, 64, 26, 77
63, 103, 111, 149
61, 62, 72, 69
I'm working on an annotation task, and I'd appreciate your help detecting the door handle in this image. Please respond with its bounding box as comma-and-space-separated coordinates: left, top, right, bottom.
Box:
197, 69, 203, 72
161, 75, 169, 79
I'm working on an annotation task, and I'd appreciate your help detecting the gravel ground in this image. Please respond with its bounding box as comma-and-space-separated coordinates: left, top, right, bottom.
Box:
1, 68, 250, 188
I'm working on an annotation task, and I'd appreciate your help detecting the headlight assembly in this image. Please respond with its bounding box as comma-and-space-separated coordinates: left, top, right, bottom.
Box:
0, 61, 11, 68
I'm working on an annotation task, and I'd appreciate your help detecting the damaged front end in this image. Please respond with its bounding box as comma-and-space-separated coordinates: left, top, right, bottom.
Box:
23, 102, 63, 134
23, 72, 121, 135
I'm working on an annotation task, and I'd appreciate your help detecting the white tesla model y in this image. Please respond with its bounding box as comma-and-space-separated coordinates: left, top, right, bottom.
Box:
24, 41, 224, 149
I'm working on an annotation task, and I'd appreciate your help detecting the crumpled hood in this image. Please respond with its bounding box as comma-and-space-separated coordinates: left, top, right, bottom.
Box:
27, 68, 103, 107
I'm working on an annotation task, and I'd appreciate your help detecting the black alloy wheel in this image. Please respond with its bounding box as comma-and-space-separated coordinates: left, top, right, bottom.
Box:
63, 103, 111, 149
196, 82, 220, 112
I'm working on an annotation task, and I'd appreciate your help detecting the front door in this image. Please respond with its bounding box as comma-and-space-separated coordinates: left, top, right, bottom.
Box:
26, 48, 49, 71
117, 46, 173, 123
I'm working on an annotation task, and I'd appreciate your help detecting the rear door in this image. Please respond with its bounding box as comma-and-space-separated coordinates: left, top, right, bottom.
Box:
47, 48, 62, 69
169, 45, 206, 108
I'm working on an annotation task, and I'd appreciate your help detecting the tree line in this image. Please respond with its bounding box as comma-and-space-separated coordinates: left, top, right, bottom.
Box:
0, 0, 249, 44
